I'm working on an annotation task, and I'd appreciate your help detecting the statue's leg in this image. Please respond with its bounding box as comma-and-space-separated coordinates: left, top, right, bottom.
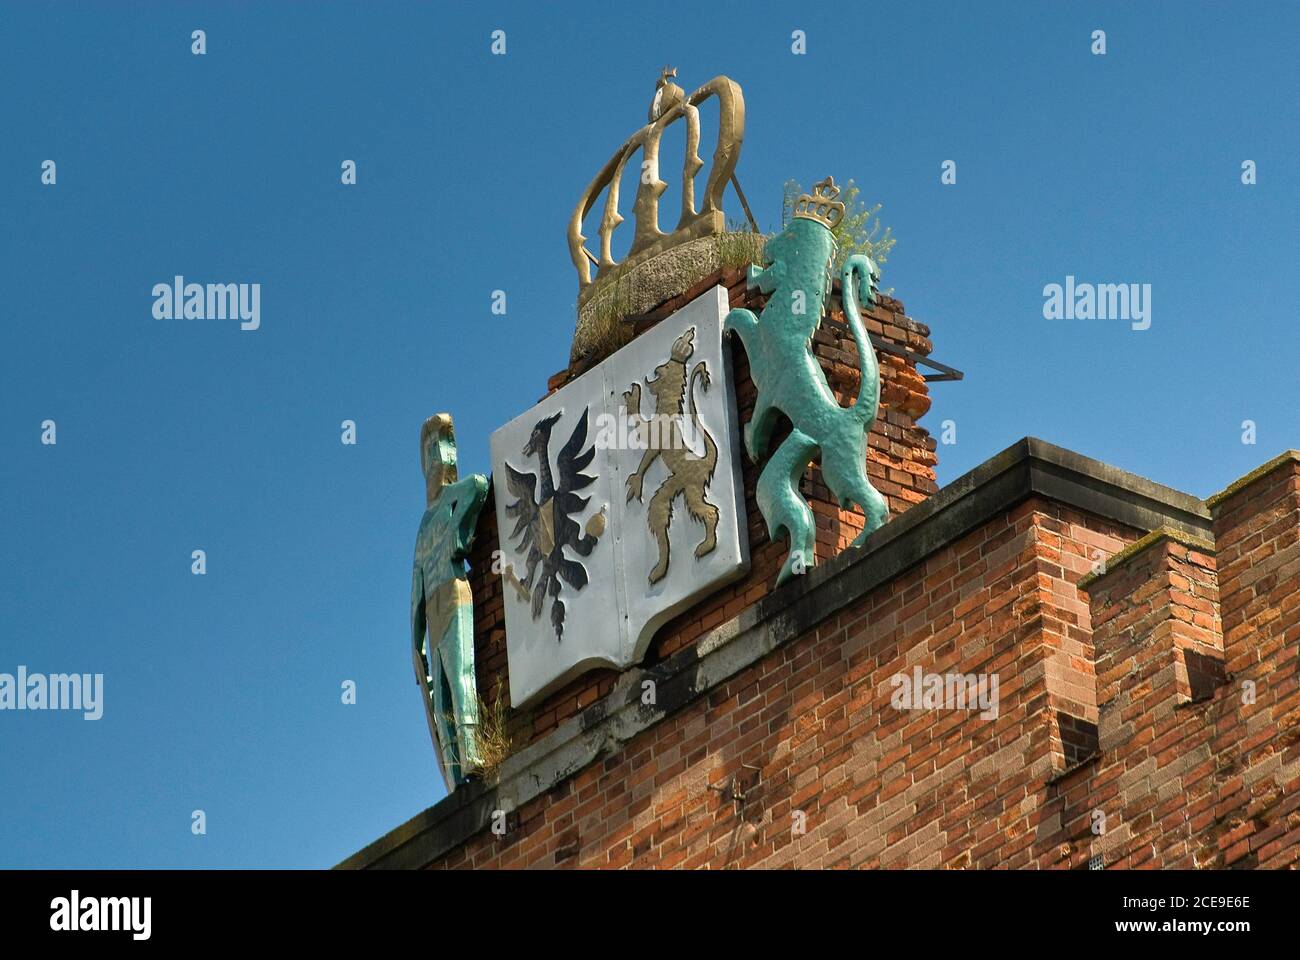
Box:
428, 635, 460, 783
744, 402, 779, 463
440, 580, 483, 777
821, 430, 889, 546
756, 428, 818, 585
849, 480, 889, 547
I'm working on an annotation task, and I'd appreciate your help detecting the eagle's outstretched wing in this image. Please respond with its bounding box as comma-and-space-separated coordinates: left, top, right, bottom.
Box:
502, 462, 540, 549
554, 408, 600, 559
556, 407, 597, 497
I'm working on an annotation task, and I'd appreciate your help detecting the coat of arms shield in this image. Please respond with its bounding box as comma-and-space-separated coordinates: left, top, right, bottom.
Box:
490, 285, 749, 707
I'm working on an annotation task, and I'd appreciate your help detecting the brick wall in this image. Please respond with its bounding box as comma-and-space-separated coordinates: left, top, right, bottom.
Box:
416, 455, 1300, 870
1042, 456, 1300, 869
433, 495, 1153, 869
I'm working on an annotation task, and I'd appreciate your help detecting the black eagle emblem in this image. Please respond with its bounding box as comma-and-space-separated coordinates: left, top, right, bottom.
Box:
502, 407, 601, 641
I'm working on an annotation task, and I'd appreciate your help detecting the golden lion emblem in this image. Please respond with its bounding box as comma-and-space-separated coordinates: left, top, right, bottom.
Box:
623, 326, 720, 584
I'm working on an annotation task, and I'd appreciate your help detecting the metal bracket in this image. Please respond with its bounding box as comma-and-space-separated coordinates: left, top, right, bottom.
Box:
818, 312, 964, 383
869, 334, 965, 383
709, 763, 761, 817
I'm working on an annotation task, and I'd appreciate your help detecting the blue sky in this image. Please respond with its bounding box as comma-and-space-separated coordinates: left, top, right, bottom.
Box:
2, 1, 1297, 868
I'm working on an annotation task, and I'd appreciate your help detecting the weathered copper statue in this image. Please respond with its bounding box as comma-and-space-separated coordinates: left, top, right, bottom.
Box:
411, 414, 489, 787
723, 178, 888, 584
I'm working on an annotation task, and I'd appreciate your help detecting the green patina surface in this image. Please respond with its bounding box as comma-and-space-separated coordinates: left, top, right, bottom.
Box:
723, 198, 888, 585
411, 417, 490, 787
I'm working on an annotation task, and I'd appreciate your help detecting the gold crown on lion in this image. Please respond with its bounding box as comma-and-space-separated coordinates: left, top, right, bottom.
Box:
792, 177, 845, 230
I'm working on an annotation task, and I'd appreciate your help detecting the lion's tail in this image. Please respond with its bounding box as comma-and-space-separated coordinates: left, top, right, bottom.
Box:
687, 363, 719, 480
842, 254, 881, 424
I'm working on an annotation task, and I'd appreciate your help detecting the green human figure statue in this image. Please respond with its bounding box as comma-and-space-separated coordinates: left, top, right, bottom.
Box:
411, 413, 490, 789
723, 177, 889, 586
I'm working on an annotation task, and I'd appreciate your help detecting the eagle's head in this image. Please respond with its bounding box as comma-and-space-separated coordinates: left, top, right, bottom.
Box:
524, 411, 562, 458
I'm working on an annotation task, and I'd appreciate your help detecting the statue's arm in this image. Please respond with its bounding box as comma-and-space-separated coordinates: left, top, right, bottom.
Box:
746, 260, 784, 295
411, 565, 430, 687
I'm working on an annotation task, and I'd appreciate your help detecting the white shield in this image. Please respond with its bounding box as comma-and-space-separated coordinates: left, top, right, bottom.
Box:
490, 285, 749, 708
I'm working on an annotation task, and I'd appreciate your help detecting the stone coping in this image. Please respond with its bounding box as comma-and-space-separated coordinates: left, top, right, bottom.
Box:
336, 437, 1209, 869
1204, 450, 1300, 511
1076, 526, 1216, 591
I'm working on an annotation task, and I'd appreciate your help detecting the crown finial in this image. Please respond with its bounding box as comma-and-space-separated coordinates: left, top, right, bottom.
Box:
792, 176, 845, 230
649, 66, 685, 122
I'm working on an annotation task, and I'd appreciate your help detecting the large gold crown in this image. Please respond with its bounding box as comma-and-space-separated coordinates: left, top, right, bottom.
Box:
792, 177, 845, 230
567, 72, 745, 365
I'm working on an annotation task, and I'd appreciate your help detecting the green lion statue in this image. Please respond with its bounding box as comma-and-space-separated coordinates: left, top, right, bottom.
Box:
723, 177, 888, 585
